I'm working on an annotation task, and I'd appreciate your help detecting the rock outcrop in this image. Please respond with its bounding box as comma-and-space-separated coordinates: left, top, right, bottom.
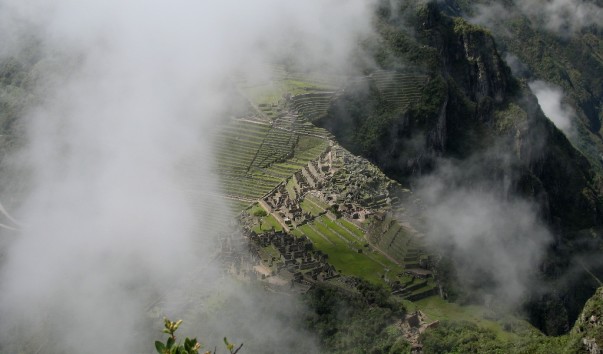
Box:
573, 286, 603, 354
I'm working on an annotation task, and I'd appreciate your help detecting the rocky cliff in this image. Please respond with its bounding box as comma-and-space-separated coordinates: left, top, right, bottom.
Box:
318, 0, 603, 335
573, 286, 603, 354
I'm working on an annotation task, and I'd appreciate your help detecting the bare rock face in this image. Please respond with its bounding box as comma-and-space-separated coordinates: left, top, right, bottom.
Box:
453, 21, 510, 106
320, 1, 603, 335
572, 286, 603, 354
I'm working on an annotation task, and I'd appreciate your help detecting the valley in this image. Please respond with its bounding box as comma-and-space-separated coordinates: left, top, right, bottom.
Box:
0, 0, 602, 353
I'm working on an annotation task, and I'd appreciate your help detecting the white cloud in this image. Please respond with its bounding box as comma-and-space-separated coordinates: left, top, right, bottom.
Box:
529, 80, 575, 136
471, 0, 603, 35
0, 1, 375, 352
416, 157, 552, 306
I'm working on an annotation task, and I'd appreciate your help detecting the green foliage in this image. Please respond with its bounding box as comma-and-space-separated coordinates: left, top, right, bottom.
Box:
452, 17, 491, 36
327, 204, 342, 218
420, 319, 589, 354
155, 318, 242, 354
252, 209, 267, 218
571, 286, 603, 349
421, 320, 511, 353
304, 280, 409, 353
467, 0, 603, 171
297, 217, 404, 285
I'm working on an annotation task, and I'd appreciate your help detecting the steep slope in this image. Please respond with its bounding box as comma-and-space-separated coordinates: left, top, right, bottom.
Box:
316, 0, 603, 335
442, 0, 603, 172
418, 286, 603, 353
573, 286, 603, 354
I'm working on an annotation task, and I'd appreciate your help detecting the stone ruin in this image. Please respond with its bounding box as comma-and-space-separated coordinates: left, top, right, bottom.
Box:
260, 145, 400, 228
218, 227, 340, 292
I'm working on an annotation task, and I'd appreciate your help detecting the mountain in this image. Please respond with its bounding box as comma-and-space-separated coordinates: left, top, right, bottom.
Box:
440, 0, 603, 171
0, 0, 602, 352
316, 0, 603, 336
573, 285, 603, 353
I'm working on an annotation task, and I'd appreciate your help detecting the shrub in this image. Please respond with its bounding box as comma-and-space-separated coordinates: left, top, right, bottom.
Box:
155, 318, 242, 354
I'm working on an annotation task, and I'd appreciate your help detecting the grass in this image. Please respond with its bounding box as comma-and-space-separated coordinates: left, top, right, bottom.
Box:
301, 199, 324, 216
405, 297, 538, 342
300, 224, 386, 284
318, 217, 361, 245
252, 214, 283, 234
238, 71, 337, 111
283, 78, 333, 96
285, 178, 298, 200
305, 195, 329, 210
226, 199, 253, 214
247, 204, 266, 216
215, 116, 328, 213
296, 217, 406, 285
259, 244, 281, 261
240, 84, 281, 108
337, 219, 365, 239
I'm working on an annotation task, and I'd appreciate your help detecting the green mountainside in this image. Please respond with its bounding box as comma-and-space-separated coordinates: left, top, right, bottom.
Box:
440, 0, 603, 171
1, 0, 603, 353
315, 0, 603, 338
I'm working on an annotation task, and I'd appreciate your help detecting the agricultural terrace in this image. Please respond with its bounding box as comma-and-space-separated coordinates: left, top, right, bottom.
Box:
236, 64, 343, 120
290, 214, 404, 285
246, 179, 433, 296
367, 213, 427, 267
214, 66, 346, 213
290, 92, 336, 123
370, 70, 428, 110
215, 118, 329, 213
222, 66, 436, 299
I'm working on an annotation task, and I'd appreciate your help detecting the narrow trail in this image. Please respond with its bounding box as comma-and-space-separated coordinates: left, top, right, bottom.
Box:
578, 259, 603, 286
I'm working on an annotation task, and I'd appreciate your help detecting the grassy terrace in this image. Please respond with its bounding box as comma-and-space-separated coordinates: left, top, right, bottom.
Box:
291, 215, 405, 285
215, 118, 329, 212
237, 64, 341, 118
406, 297, 538, 342
250, 128, 297, 169
318, 217, 363, 245
246, 204, 284, 233
371, 70, 428, 109
337, 218, 365, 239
368, 214, 417, 264
226, 199, 254, 214
285, 178, 298, 200
380, 221, 410, 260
290, 92, 335, 122
300, 198, 325, 217
274, 113, 334, 139
217, 67, 335, 209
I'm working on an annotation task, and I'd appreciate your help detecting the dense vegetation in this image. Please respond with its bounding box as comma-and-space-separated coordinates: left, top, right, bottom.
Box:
1, 1, 603, 353
304, 280, 411, 354
444, 0, 603, 172
420, 320, 584, 354
420, 286, 603, 353
316, 0, 603, 338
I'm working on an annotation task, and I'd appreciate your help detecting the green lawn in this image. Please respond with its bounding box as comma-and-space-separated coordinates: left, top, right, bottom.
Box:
252, 215, 283, 233
319, 217, 362, 245
285, 178, 298, 200
301, 199, 324, 216
406, 297, 538, 341
337, 219, 366, 239
297, 219, 402, 285
305, 195, 329, 210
